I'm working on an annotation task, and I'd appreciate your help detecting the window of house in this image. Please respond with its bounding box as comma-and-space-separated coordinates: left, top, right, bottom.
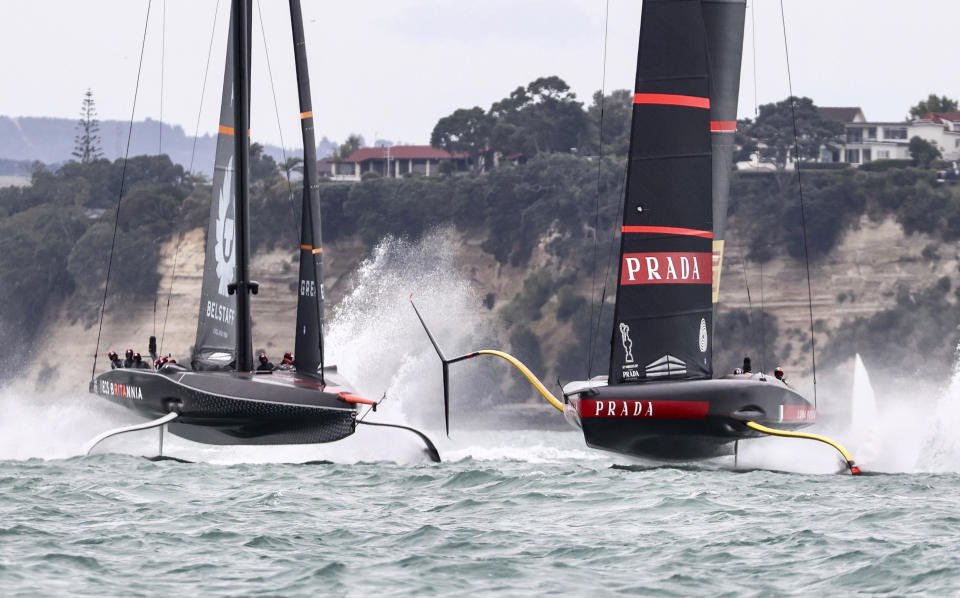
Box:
334, 162, 355, 175
846, 128, 863, 143
866, 127, 877, 140
878, 150, 890, 159
862, 149, 872, 162
845, 149, 860, 163
883, 127, 907, 140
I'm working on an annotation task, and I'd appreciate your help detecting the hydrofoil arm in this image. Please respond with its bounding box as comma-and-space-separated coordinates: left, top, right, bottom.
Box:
84, 411, 179, 456
410, 297, 563, 438
743, 420, 861, 475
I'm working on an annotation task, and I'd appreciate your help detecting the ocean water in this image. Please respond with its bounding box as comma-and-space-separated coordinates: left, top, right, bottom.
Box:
3, 235, 959, 596
2, 427, 959, 597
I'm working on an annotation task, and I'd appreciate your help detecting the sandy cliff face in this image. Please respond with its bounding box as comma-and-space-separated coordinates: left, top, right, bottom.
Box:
24, 215, 953, 398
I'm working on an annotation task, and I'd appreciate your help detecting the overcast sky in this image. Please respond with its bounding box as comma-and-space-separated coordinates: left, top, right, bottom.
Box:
1, 0, 957, 149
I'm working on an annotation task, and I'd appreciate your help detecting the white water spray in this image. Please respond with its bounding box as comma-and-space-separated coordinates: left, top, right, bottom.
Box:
0, 231, 576, 465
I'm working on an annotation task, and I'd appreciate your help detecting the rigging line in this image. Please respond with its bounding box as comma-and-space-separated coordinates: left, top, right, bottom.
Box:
187, 0, 221, 175
158, 230, 184, 356
748, 0, 765, 372
91, 0, 154, 381
736, 239, 758, 354
159, 0, 165, 155
587, 0, 611, 379
153, 0, 166, 340
751, 0, 758, 118
256, 0, 301, 245
159, 0, 220, 354
588, 165, 628, 375
779, 0, 817, 406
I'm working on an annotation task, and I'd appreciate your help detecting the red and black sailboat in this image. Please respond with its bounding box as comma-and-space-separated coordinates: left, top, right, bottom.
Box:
413, 0, 856, 471
87, 0, 438, 461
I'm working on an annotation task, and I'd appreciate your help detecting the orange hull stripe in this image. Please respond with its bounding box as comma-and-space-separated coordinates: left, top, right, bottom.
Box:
634, 93, 710, 109
622, 225, 713, 239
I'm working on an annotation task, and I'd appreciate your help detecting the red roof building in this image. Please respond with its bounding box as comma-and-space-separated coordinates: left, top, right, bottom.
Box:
327, 145, 470, 181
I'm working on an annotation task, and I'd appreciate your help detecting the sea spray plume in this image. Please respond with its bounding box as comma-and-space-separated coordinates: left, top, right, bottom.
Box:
324, 230, 505, 432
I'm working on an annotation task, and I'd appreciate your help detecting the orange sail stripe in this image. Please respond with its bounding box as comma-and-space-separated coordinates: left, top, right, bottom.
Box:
621, 225, 713, 239
633, 93, 710, 109
300, 111, 313, 119
218, 125, 234, 136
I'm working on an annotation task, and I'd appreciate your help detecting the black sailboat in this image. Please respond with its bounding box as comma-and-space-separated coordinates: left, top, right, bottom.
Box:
413, 0, 857, 472
87, 0, 439, 461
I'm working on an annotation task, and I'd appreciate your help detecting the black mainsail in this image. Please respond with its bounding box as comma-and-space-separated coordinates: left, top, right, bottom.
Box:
411, 0, 850, 469
702, 0, 746, 304
609, 0, 714, 384
289, 0, 325, 380
87, 0, 441, 461
193, 10, 240, 370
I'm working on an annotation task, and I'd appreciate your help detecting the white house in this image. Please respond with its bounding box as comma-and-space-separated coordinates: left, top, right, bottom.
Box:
818, 107, 960, 165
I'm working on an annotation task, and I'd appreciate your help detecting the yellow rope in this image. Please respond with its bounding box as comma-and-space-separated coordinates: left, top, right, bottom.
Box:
745, 420, 860, 473
475, 350, 565, 412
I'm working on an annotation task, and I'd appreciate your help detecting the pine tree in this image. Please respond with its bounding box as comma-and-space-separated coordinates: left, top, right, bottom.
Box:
72, 88, 103, 163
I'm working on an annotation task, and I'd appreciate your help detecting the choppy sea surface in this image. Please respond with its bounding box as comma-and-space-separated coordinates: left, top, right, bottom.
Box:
4, 240, 959, 596
2, 419, 959, 597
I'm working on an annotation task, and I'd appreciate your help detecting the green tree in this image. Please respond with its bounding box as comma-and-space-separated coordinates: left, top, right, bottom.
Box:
72, 88, 103, 163
908, 94, 959, 119
333, 134, 364, 160
909, 136, 941, 168
489, 76, 590, 158
282, 156, 303, 179
744, 96, 843, 178
585, 89, 633, 157
430, 107, 494, 171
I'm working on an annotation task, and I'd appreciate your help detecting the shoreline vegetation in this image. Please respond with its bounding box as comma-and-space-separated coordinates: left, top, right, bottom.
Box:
1, 84, 959, 394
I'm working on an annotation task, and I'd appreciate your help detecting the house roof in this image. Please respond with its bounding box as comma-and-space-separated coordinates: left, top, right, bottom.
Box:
343, 145, 468, 162
920, 112, 960, 124
818, 107, 865, 123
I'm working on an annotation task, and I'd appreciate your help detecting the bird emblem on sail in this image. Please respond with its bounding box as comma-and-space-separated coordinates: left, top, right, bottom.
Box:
698, 318, 708, 353
215, 156, 236, 297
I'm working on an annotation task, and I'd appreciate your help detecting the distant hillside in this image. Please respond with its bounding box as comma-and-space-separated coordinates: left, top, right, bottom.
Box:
0, 116, 339, 176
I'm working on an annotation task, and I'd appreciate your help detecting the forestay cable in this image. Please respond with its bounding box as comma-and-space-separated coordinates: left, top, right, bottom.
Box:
90, 0, 154, 380
779, 0, 818, 406
587, 0, 611, 378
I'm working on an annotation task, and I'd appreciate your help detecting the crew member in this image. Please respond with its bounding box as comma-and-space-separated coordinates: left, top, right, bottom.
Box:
733, 368, 743, 375
257, 352, 275, 372
123, 348, 135, 369
109, 350, 123, 369
742, 356, 752, 374
133, 352, 149, 369
774, 366, 788, 385
278, 352, 294, 371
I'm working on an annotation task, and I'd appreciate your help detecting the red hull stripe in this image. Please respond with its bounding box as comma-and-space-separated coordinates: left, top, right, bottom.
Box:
710, 120, 737, 132
622, 225, 713, 239
634, 93, 710, 109
579, 399, 710, 419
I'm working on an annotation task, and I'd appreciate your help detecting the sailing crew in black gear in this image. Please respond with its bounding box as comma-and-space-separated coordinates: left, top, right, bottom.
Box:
742, 356, 752, 374
123, 348, 135, 369
109, 350, 123, 369
133, 352, 149, 369
257, 352, 275, 372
